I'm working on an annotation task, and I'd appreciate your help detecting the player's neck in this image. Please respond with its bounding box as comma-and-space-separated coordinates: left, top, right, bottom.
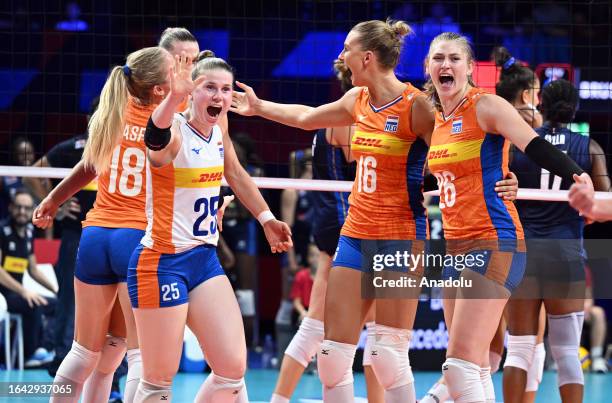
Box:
440, 84, 470, 117
188, 116, 214, 137
366, 72, 406, 108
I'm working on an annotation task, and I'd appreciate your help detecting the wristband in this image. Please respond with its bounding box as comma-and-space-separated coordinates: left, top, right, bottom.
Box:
257, 210, 275, 226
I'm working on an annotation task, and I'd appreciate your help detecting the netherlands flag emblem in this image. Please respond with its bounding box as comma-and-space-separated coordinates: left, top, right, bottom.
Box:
451, 118, 463, 134
384, 115, 399, 132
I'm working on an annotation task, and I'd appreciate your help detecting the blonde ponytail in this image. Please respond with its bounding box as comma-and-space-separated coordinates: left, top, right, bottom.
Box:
82, 66, 128, 174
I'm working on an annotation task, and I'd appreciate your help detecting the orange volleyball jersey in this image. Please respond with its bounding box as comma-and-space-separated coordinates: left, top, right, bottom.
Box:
83, 97, 157, 230
341, 84, 428, 240
427, 88, 523, 240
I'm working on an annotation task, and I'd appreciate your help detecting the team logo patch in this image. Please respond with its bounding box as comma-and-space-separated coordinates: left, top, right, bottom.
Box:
451, 118, 463, 134
384, 115, 399, 133
218, 141, 224, 158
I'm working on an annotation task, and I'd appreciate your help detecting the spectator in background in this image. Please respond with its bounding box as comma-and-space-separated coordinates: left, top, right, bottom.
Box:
55, 2, 88, 32
23, 97, 99, 377
0, 137, 37, 220
584, 266, 608, 373
222, 132, 265, 347
290, 243, 318, 325
0, 189, 56, 367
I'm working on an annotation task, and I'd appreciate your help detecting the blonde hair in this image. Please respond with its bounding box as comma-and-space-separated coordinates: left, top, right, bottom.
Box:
424, 32, 475, 111
158, 27, 197, 51
351, 18, 412, 69
82, 47, 169, 174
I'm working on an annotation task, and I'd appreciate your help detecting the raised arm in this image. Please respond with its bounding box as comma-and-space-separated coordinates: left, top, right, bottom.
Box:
230, 81, 359, 130
589, 139, 611, 192
477, 94, 591, 187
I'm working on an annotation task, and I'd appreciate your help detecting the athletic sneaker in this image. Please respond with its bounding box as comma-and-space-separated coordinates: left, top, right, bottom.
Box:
25, 347, 54, 368
592, 357, 608, 373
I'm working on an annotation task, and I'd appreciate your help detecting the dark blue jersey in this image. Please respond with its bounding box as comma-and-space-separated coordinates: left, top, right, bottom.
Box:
310, 129, 356, 236
511, 123, 591, 237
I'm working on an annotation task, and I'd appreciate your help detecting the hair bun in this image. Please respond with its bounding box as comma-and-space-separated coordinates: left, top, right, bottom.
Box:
387, 19, 412, 39
197, 50, 216, 62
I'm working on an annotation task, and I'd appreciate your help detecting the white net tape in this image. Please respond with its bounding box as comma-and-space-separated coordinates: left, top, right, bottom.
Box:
2, 165, 612, 201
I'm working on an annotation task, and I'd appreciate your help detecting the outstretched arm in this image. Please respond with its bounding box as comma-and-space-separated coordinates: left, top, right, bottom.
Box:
230, 81, 359, 130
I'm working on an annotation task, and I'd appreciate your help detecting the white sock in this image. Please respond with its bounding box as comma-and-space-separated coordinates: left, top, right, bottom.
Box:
133, 380, 172, 402
591, 346, 604, 359
270, 393, 290, 403
125, 348, 143, 403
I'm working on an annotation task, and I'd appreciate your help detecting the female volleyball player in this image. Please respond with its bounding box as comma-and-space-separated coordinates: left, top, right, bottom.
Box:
33, 46, 173, 402
232, 19, 519, 403
271, 60, 384, 403
33, 29, 220, 402
130, 51, 291, 402
507, 78, 610, 403
423, 32, 593, 403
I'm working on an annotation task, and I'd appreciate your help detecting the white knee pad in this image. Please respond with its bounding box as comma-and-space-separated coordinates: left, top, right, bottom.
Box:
525, 343, 546, 392
362, 321, 375, 367
548, 312, 584, 387
55, 341, 101, 384
195, 372, 245, 403
504, 335, 537, 372
442, 358, 484, 403
489, 351, 502, 374
125, 348, 144, 403
317, 340, 356, 388
369, 324, 414, 390
96, 336, 127, 374
134, 380, 172, 403
284, 317, 324, 367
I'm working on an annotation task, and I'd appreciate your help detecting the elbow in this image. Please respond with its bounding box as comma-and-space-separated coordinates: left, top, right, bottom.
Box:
145, 117, 171, 151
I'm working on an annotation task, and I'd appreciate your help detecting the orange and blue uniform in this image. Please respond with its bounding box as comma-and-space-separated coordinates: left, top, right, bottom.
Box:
428, 87, 525, 291
128, 114, 225, 308
333, 84, 428, 273
75, 97, 155, 285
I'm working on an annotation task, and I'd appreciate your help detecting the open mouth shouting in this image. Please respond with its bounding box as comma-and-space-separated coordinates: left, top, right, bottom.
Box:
207, 105, 222, 118
439, 74, 454, 89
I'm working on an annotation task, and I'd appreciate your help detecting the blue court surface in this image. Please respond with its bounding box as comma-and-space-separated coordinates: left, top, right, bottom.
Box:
1, 369, 610, 402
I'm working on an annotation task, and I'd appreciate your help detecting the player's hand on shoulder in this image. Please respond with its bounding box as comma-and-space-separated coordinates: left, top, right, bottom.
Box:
263, 219, 293, 253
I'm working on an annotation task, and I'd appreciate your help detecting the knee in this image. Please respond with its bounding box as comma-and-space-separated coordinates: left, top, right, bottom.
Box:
591, 306, 606, 322
96, 336, 127, 375
210, 352, 247, 380
548, 312, 584, 386
317, 340, 356, 388
285, 317, 324, 367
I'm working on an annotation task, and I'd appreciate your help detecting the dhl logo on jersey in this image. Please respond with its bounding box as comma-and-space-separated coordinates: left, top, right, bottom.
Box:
3, 256, 28, 273
174, 166, 224, 188
427, 139, 484, 167
352, 131, 411, 156
428, 148, 457, 160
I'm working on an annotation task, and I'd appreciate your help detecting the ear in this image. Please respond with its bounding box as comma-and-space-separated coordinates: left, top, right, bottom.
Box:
363, 50, 373, 67
152, 85, 165, 97
521, 89, 531, 105
466, 59, 474, 77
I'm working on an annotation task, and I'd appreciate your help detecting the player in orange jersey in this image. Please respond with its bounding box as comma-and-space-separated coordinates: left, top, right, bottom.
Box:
130, 51, 291, 402
232, 20, 518, 403
33, 29, 223, 402
423, 32, 593, 403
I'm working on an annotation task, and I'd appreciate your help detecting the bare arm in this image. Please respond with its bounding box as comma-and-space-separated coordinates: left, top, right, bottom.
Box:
0, 251, 47, 307
590, 139, 611, 192
27, 254, 57, 294
411, 95, 435, 146
47, 160, 97, 206
231, 81, 359, 130
293, 297, 307, 318
280, 189, 298, 270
